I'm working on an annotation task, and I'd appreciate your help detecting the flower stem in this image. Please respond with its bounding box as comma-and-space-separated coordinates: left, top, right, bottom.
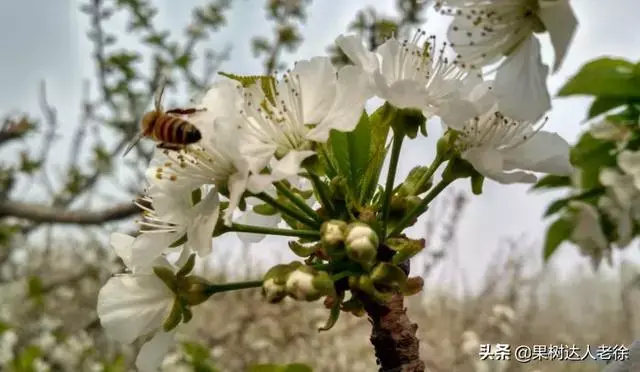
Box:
410, 154, 445, 196
254, 192, 320, 228
381, 133, 404, 236
388, 177, 453, 238
306, 171, 336, 217
206, 279, 263, 295
274, 181, 323, 224
230, 223, 320, 239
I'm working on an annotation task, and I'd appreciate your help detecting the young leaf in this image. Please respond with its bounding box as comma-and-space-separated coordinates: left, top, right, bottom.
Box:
359, 103, 394, 204
327, 111, 371, 204
587, 97, 628, 119
218, 72, 276, 104
531, 175, 572, 191
558, 58, 640, 98
543, 217, 573, 261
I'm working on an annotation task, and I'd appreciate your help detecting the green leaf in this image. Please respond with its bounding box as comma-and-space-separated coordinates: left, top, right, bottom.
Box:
544, 217, 574, 261
327, 111, 371, 204
587, 97, 628, 119
558, 58, 640, 98
360, 103, 393, 204
532, 175, 572, 191
544, 198, 570, 217
182, 341, 220, 372
570, 132, 616, 189
249, 363, 313, 372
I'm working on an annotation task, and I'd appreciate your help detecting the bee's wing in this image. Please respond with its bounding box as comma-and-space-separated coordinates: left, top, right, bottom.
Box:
122, 131, 145, 158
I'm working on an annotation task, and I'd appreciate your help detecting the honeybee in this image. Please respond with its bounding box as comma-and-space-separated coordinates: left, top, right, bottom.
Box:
122, 82, 205, 158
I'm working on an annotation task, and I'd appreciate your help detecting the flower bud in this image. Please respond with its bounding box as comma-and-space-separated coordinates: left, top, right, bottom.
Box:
345, 223, 379, 268
320, 220, 347, 258
262, 262, 301, 303
285, 267, 335, 302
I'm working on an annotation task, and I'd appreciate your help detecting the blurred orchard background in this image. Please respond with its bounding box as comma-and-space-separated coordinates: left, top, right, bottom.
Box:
1, 0, 639, 371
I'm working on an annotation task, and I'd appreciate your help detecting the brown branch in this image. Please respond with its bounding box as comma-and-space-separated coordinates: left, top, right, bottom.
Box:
362, 293, 425, 372
0, 200, 139, 225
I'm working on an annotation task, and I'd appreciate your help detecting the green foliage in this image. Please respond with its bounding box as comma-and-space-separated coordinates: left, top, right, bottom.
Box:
543, 218, 574, 261
327, 111, 372, 206
249, 363, 313, 372
540, 56, 640, 263
558, 58, 640, 98
181, 342, 220, 372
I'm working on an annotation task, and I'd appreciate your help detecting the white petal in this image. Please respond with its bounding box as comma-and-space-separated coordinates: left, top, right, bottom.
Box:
135, 331, 176, 372
185, 189, 219, 256
307, 65, 373, 142
109, 233, 135, 269
462, 147, 537, 184
335, 34, 379, 73
147, 181, 193, 224
618, 150, 640, 182
192, 79, 244, 137
538, 0, 578, 72
225, 171, 249, 226
235, 210, 280, 244
494, 36, 551, 123
376, 38, 402, 84
569, 201, 608, 252
131, 233, 181, 273
97, 275, 173, 344
294, 57, 337, 123
379, 78, 432, 110
271, 150, 316, 181
501, 131, 573, 175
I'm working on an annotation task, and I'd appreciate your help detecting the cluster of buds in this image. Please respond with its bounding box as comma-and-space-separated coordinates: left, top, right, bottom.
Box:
262, 262, 335, 304
261, 219, 426, 329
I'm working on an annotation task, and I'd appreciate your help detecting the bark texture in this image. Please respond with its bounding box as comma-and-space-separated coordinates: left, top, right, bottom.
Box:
363, 292, 425, 372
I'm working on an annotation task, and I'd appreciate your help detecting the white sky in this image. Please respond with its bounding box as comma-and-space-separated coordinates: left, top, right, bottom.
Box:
1, 0, 640, 291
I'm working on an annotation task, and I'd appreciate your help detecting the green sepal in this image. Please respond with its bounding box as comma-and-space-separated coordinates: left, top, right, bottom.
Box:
253, 203, 279, 216
318, 294, 342, 332
288, 241, 317, 258
370, 262, 407, 290
153, 266, 178, 293
176, 253, 196, 278
162, 299, 183, 332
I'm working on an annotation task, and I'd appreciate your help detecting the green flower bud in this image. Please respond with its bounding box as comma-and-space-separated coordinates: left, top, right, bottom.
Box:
262, 263, 301, 303
345, 223, 379, 268
285, 266, 335, 302
320, 220, 348, 258
321, 220, 347, 247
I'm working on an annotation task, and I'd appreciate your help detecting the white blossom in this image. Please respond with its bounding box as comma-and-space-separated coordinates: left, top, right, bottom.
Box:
239, 56, 373, 183
130, 181, 219, 270
590, 119, 632, 149
336, 32, 474, 120
438, 0, 578, 122
445, 79, 572, 183
97, 233, 177, 371
150, 79, 260, 225
568, 201, 609, 263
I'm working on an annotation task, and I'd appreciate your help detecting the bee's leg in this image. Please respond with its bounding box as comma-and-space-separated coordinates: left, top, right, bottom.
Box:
157, 142, 183, 152
165, 107, 207, 115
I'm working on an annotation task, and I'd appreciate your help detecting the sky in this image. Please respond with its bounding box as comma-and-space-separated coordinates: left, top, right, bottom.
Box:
1, 0, 640, 291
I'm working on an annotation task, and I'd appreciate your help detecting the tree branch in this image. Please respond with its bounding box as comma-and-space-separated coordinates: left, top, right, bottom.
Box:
0, 200, 139, 225
363, 293, 425, 372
